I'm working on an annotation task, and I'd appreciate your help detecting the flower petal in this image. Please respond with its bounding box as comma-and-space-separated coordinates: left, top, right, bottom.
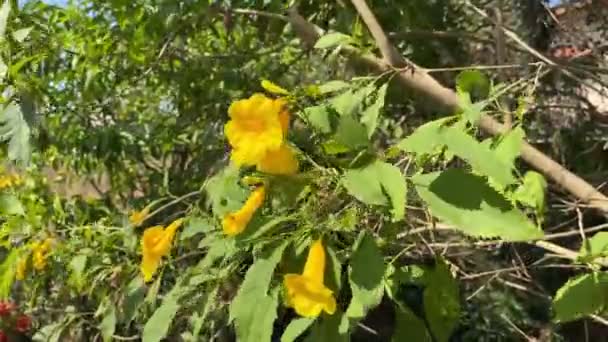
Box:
256, 144, 299, 175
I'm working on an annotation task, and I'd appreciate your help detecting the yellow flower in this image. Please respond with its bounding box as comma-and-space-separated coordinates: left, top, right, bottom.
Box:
284, 239, 336, 317
256, 143, 299, 175
140, 218, 184, 282
129, 205, 152, 227
225, 94, 290, 166
0, 173, 21, 190
15, 257, 27, 280
31, 238, 54, 271
222, 186, 266, 236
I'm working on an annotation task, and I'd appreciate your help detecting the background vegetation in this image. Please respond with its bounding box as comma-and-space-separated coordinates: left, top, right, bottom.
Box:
0, 0, 607, 341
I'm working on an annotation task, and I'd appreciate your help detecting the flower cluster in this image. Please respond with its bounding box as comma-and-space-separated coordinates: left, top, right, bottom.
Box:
15, 238, 54, 281
221, 88, 336, 318
0, 301, 32, 341
221, 92, 300, 238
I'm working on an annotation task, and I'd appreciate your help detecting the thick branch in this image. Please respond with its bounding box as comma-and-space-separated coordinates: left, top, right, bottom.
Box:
300, 2, 608, 213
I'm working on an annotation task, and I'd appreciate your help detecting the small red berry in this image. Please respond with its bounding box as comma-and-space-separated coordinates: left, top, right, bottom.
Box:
0, 330, 7, 342
15, 314, 31, 332
0, 301, 14, 317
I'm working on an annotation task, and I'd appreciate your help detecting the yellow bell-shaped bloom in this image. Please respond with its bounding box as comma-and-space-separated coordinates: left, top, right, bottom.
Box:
284, 239, 337, 317
222, 186, 266, 236
224, 94, 290, 166
256, 144, 299, 175
0, 173, 22, 190
31, 238, 54, 271
140, 218, 184, 282
129, 204, 152, 227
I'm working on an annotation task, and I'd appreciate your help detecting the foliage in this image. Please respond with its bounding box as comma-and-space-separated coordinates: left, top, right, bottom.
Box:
0, 0, 602, 341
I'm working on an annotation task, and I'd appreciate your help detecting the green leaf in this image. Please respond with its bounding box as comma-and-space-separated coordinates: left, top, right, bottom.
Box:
393, 304, 432, 342
361, 83, 388, 137
12, 27, 32, 42
0, 0, 10, 38
552, 272, 608, 323
493, 126, 525, 166
579, 232, 608, 261
230, 243, 288, 342
423, 260, 460, 342
261, 79, 289, 95
512, 171, 547, 214
322, 140, 350, 155
99, 305, 116, 342
456, 70, 490, 100
314, 32, 353, 49
142, 283, 185, 342
334, 115, 368, 150
396, 118, 450, 155
0, 103, 31, 165
206, 165, 247, 217
197, 234, 236, 269
281, 318, 315, 342
343, 162, 387, 206
325, 244, 342, 292
68, 255, 87, 291
303, 105, 333, 134
0, 249, 17, 299
375, 161, 407, 221
305, 312, 349, 342
180, 217, 213, 240
342, 160, 406, 221
441, 126, 516, 188
318, 80, 350, 94
346, 232, 385, 319
0, 193, 24, 215
121, 277, 146, 324
329, 84, 374, 117
413, 169, 543, 241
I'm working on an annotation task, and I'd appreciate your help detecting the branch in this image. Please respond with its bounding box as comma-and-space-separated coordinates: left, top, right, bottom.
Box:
333, 1, 608, 213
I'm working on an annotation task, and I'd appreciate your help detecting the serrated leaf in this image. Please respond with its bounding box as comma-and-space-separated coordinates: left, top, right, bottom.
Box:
343, 163, 387, 206
396, 118, 450, 155
322, 140, 350, 155
325, 245, 342, 292
0, 103, 31, 165
334, 115, 368, 150
281, 318, 315, 342
68, 255, 87, 291
0, 1, 10, 38
142, 283, 185, 342
393, 304, 432, 342
579, 232, 608, 261
314, 32, 353, 49
12, 27, 32, 42
459, 99, 486, 124
99, 305, 116, 342
493, 126, 525, 166
303, 105, 333, 134
318, 80, 350, 94
261, 79, 289, 95
180, 217, 213, 240
413, 169, 543, 241
230, 243, 288, 342
0, 193, 23, 215
456, 70, 490, 100
552, 272, 608, 323
512, 171, 546, 214
361, 83, 388, 137
206, 165, 247, 217
441, 126, 516, 188
424, 260, 460, 342
375, 161, 407, 221
121, 277, 146, 324
342, 160, 406, 220
305, 312, 349, 342
329, 84, 374, 117
346, 232, 385, 319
